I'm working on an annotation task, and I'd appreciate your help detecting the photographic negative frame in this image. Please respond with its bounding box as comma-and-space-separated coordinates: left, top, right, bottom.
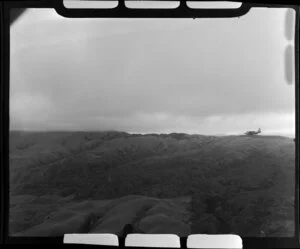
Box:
1, 1, 299, 248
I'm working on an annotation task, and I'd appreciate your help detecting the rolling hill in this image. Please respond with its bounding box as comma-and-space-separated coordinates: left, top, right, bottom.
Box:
9, 131, 295, 237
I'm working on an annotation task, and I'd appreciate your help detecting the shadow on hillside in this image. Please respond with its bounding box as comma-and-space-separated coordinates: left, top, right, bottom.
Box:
11, 195, 192, 237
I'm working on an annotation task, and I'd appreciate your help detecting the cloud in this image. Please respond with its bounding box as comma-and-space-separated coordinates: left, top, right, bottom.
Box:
9, 8, 295, 137
10, 93, 54, 130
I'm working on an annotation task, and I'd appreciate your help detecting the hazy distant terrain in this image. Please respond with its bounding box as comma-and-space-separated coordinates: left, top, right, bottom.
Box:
9, 131, 295, 237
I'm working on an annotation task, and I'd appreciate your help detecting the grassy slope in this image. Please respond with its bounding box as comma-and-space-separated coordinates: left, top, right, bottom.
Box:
9, 131, 295, 237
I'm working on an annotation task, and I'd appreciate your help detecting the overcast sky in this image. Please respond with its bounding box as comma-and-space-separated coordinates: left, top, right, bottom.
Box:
10, 7, 296, 137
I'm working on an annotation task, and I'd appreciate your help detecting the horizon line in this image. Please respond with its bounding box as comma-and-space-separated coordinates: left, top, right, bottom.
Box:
9, 129, 295, 138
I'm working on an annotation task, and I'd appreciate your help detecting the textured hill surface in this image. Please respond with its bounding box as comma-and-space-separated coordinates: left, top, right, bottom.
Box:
9, 131, 295, 237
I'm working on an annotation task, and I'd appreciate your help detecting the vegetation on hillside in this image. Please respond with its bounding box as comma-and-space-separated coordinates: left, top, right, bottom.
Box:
9, 131, 295, 237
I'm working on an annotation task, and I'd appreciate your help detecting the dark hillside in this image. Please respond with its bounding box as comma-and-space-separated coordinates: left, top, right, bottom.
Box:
9, 131, 295, 237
